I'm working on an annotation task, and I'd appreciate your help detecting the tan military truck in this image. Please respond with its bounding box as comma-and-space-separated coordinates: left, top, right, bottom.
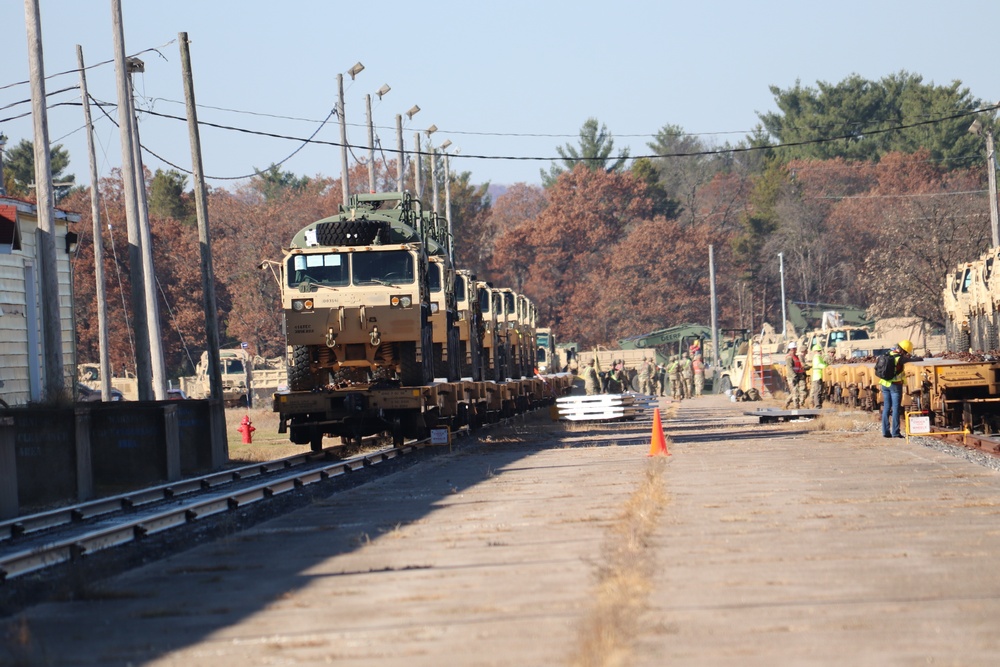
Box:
281, 192, 434, 392
455, 269, 484, 380
478, 282, 511, 381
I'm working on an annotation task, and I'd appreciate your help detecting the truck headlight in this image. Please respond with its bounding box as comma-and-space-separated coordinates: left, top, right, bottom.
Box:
430, 302, 440, 313
292, 298, 314, 312
390, 295, 413, 308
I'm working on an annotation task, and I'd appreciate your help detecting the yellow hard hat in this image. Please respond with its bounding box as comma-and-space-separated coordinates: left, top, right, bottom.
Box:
811, 342, 823, 351
898, 339, 913, 354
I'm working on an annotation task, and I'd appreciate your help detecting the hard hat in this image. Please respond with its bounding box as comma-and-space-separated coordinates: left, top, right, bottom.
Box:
787, 341, 797, 349
898, 339, 914, 354
811, 343, 822, 351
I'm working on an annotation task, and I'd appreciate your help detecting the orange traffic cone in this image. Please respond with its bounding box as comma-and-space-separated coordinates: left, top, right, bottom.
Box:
648, 407, 670, 456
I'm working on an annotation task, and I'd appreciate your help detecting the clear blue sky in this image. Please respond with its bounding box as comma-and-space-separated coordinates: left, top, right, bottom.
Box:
2, 0, 998, 192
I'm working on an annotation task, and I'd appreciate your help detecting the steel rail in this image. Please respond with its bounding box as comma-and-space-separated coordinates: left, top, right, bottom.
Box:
0, 440, 382, 544
0, 443, 418, 582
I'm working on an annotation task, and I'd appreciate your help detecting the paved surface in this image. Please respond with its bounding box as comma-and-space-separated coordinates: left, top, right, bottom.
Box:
5, 395, 1000, 665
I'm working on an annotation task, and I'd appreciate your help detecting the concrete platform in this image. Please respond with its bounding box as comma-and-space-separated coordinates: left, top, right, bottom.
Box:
5, 394, 1000, 665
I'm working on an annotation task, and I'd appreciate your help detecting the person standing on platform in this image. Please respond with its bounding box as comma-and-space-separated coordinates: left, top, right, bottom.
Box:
810, 342, 828, 408
783, 341, 807, 409
880, 340, 913, 438
692, 353, 705, 397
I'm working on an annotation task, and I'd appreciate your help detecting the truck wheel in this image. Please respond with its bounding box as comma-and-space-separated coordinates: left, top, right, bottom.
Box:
399, 342, 423, 386
447, 326, 461, 382
289, 345, 315, 391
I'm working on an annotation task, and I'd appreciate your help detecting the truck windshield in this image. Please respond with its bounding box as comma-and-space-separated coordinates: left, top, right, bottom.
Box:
455, 275, 466, 302
288, 253, 349, 288
504, 292, 515, 312
479, 288, 490, 314
223, 358, 245, 374
352, 250, 415, 285
428, 262, 442, 293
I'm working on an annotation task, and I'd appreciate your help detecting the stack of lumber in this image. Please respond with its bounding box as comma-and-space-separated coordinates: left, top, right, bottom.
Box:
554, 393, 656, 421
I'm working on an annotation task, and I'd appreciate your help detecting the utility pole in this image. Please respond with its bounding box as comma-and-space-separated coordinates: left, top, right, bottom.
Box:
413, 132, 422, 199
77, 45, 111, 401
24, 0, 65, 400
111, 0, 152, 399
127, 57, 167, 400
338, 73, 349, 204
988, 130, 999, 247
179, 32, 227, 465
395, 114, 404, 191
443, 150, 453, 259
779, 251, 787, 338
709, 244, 719, 379
366, 94, 375, 193
430, 145, 438, 215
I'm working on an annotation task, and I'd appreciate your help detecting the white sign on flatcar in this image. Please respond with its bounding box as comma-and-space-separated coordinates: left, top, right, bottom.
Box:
908, 415, 931, 434
430, 427, 451, 445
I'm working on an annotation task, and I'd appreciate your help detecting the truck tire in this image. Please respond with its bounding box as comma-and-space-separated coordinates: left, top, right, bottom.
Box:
289, 345, 315, 391
315, 219, 387, 246
399, 342, 423, 386
447, 326, 462, 382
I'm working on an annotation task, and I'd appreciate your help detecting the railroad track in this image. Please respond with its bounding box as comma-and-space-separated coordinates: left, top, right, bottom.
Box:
0, 439, 427, 583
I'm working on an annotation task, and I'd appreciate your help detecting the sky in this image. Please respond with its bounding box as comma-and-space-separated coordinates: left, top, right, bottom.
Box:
2, 0, 999, 194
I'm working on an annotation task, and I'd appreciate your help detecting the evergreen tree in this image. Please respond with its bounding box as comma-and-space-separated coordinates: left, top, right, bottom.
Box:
2, 138, 75, 200
541, 118, 630, 187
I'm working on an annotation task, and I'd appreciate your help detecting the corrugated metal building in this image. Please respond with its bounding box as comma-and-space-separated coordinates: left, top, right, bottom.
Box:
0, 196, 80, 406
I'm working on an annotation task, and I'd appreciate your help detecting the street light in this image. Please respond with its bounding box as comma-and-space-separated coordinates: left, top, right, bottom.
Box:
440, 139, 452, 151
368, 84, 391, 192
339, 62, 364, 203
397, 106, 420, 190
426, 124, 438, 136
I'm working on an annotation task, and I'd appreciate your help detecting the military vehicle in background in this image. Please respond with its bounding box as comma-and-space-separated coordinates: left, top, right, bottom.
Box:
943, 248, 1000, 352
178, 348, 287, 407
455, 269, 484, 380
77, 363, 138, 401
536, 327, 556, 373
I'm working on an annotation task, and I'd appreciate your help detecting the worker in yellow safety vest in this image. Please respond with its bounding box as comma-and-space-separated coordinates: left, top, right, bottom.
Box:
810, 342, 828, 408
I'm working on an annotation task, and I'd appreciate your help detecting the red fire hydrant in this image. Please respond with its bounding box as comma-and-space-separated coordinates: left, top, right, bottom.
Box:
237, 415, 255, 444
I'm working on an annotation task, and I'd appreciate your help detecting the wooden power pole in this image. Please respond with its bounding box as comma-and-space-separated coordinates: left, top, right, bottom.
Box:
23, 0, 65, 400
76, 45, 112, 401
179, 31, 228, 465
110, 0, 152, 399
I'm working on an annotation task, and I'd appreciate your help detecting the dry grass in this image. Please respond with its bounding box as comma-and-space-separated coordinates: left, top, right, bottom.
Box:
569, 457, 668, 667
797, 410, 878, 433
224, 406, 316, 462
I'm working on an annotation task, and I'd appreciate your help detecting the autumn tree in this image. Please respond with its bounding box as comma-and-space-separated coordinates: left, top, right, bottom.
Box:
446, 170, 492, 277
540, 118, 630, 187
493, 165, 651, 346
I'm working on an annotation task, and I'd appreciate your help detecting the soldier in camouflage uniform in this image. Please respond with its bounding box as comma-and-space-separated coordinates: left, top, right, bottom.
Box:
668, 355, 684, 400
783, 341, 808, 409
681, 352, 694, 398
637, 357, 652, 395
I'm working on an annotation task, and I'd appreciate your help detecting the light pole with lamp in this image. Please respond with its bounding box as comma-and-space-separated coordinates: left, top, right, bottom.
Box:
440, 139, 455, 258
426, 124, 438, 213
397, 105, 419, 191
339, 61, 364, 203
779, 251, 787, 339
367, 83, 390, 193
